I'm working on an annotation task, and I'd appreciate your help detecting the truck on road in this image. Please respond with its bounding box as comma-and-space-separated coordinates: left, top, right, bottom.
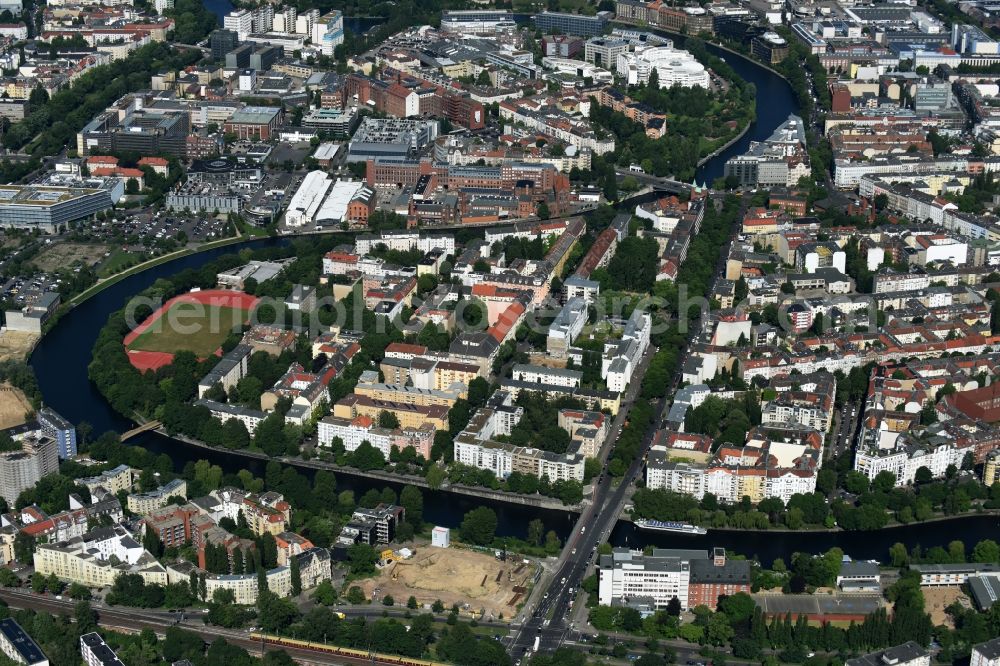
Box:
533, 636, 540, 652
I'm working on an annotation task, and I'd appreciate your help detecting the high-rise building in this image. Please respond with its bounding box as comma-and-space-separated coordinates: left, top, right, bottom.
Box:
0, 436, 58, 504
223, 8, 252, 40
37, 406, 76, 459
532, 11, 612, 37
311, 10, 344, 55
210, 29, 238, 62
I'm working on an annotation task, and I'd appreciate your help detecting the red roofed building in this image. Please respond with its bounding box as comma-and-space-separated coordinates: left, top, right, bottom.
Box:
138, 156, 169, 176
274, 532, 315, 565
489, 300, 525, 344
384, 342, 428, 360
90, 165, 145, 189
576, 227, 618, 278
323, 250, 360, 275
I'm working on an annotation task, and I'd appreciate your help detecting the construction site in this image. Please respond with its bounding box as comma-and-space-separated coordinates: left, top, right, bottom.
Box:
361, 546, 539, 621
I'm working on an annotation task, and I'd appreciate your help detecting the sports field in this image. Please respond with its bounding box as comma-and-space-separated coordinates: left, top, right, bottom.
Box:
124, 289, 258, 371
127, 303, 246, 356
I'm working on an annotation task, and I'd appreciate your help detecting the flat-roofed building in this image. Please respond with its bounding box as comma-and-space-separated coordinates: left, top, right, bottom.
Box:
80, 632, 124, 666
0, 182, 119, 232
197, 344, 252, 398
224, 105, 283, 140
0, 437, 58, 504
0, 619, 47, 665
845, 643, 929, 666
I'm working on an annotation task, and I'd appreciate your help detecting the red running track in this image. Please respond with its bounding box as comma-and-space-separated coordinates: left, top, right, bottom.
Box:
123, 289, 259, 372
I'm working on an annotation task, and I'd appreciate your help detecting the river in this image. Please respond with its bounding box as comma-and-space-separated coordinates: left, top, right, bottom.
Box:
26, 13, 999, 560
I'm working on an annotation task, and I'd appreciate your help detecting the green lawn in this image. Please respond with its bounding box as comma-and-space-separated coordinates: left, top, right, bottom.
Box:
97, 249, 141, 278
127, 303, 249, 356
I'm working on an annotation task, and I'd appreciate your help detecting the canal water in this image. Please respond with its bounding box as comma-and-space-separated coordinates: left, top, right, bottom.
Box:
27, 9, 998, 558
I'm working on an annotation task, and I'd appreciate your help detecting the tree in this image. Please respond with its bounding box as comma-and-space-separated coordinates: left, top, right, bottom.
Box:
75, 601, 98, 634
28, 86, 48, 107
13, 532, 34, 564
290, 553, 301, 596
460, 507, 497, 545
0, 569, 19, 587
382, 594, 395, 606
718, 592, 755, 624
377, 410, 401, 429
407, 595, 418, 609
666, 596, 682, 617
258, 590, 301, 632
527, 519, 544, 547
312, 579, 338, 606
973, 539, 1000, 563
142, 527, 163, 558
400, 485, 423, 528
537, 201, 550, 219
346, 585, 366, 604
914, 466, 933, 484
347, 543, 378, 575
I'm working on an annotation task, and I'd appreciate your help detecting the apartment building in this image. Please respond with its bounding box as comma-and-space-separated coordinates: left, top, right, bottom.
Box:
34, 531, 166, 589
197, 344, 252, 398
846, 643, 930, 666
0, 437, 58, 504
193, 399, 267, 433
81, 632, 124, 666
36, 407, 76, 459
126, 478, 187, 515
547, 297, 588, 358
558, 409, 609, 458
972, 638, 1000, 666
0, 619, 47, 666
77, 464, 133, 496
334, 505, 405, 548
512, 364, 583, 388
317, 414, 434, 460
332, 394, 449, 430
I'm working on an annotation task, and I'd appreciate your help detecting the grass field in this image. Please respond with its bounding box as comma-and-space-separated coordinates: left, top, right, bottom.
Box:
34, 242, 109, 272
127, 303, 247, 357
97, 248, 141, 278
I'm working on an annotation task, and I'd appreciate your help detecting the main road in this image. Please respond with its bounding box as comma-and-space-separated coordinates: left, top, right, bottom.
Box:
506, 190, 741, 660
507, 328, 695, 660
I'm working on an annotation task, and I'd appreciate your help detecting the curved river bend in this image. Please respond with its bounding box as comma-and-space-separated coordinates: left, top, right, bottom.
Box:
27, 28, 1000, 560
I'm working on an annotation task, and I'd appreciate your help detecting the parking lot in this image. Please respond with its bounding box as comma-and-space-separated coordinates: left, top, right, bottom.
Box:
96, 211, 229, 244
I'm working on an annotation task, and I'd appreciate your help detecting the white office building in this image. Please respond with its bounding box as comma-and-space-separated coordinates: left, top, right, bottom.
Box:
616, 45, 710, 88
598, 548, 702, 610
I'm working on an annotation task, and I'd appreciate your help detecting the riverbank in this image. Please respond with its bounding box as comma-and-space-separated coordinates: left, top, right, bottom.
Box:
161, 428, 584, 513
623, 508, 1000, 534
697, 121, 751, 168
67, 233, 259, 308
